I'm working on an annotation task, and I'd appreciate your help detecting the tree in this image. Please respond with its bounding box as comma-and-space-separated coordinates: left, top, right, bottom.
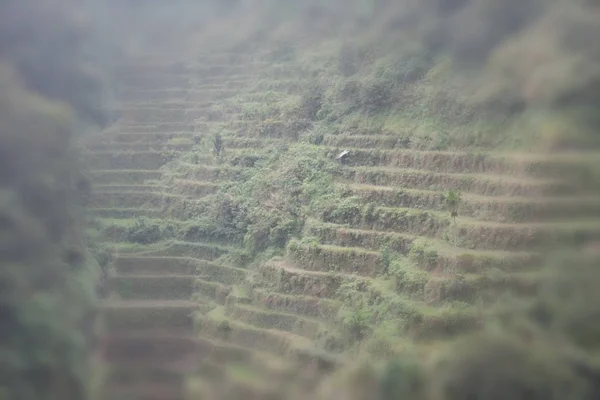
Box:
442, 189, 462, 221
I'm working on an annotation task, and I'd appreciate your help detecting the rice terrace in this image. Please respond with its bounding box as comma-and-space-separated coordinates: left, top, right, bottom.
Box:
2, 1, 600, 400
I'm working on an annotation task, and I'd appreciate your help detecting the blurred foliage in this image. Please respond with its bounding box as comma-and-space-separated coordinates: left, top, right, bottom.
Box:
214, 0, 600, 151
0, 1, 106, 399
195, 144, 342, 256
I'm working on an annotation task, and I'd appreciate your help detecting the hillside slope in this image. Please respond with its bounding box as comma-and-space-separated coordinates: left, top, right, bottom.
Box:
86, 1, 600, 398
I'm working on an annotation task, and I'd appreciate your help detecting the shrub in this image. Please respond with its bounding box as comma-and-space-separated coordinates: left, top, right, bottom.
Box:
198, 144, 340, 256
389, 256, 428, 296
341, 307, 372, 342
298, 82, 325, 120
324, 196, 362, 224
126, 218, 163, 244
379, 245, 392, 273
359, 76, 393, 114
441, 189, 461, 220
362, 203, 376, 222
408, 238, 438, 269
217, 320, 232, 339
307, 129, 325, 145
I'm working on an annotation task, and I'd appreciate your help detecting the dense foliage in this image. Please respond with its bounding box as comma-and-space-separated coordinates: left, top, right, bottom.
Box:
80, 1, 600, 398
0, 1, 106, 399
187, 144, 346, 256
214, 0, 600, 151
191, 1, 600, 398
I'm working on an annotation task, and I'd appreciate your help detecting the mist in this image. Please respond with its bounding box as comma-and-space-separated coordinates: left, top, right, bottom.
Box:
0, 1, 106, 399
2, 0, 599, 399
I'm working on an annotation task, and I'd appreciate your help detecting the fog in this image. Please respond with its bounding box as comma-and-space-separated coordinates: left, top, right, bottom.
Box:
1, 0, 599, 399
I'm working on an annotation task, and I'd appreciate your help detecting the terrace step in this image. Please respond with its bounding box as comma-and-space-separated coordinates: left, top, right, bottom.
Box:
187, 376, 279, 400
111, 123, 196, 134
100, 300, 201, 332
195, 312, 314, 357
87, 170, 162, 185
422, 270, 543, 304
323, 147, 600, 179
90, 207, 163, 220
117, 106, 192, 124
251, 289, 342, 322
225, 303, 326, 340
115, 256, 196, 276
87, 142, 192, 152
89, 191, 185, 209
342, 183, 600, 223
100, 383, 186, 400
306, 221, 541, 273
99, 332, 205, 369
102, 364, 187, 396
109, 275, 195, 300
93, 184, 168, 193
118, 73, 191, 90
256, 260, 368, 299
194, 278, 230, 305
322, 134, 412, 149
225, 138, 282, 149
171, 164, 245, 182
171, 180, 219, 197
135, 242, 237, 262
286, 242, 381, 277
87, 151, 178, 170
323, 205, 600, 251
117, 88, 245, 104
112, 256, 247, 285
340, 167, 580, 197
194, 336, 295, 376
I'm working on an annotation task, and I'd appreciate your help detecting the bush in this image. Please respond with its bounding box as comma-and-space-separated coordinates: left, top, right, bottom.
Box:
408, 239, 438, 269
341, 307, 372, 342
199, 144, 340, 256
324, 196, 362, 224
379, 245, 392, 273
389, 256, 429, 296
298, 82, 325, 120
217, 320, 232, 339
126, 218, 163, 244
359, 76, 393, 114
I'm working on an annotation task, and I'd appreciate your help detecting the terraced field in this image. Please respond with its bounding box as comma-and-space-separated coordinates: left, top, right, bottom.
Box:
87, 48, 600, 399
89, 51, 338, 400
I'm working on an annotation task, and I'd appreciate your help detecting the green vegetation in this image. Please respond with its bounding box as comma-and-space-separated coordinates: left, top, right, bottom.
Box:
186, 144, 346, 256
441, 189, 461, 221
0, 1, 106, 399
188, 0, 600, 396
81, 0, 600, 398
